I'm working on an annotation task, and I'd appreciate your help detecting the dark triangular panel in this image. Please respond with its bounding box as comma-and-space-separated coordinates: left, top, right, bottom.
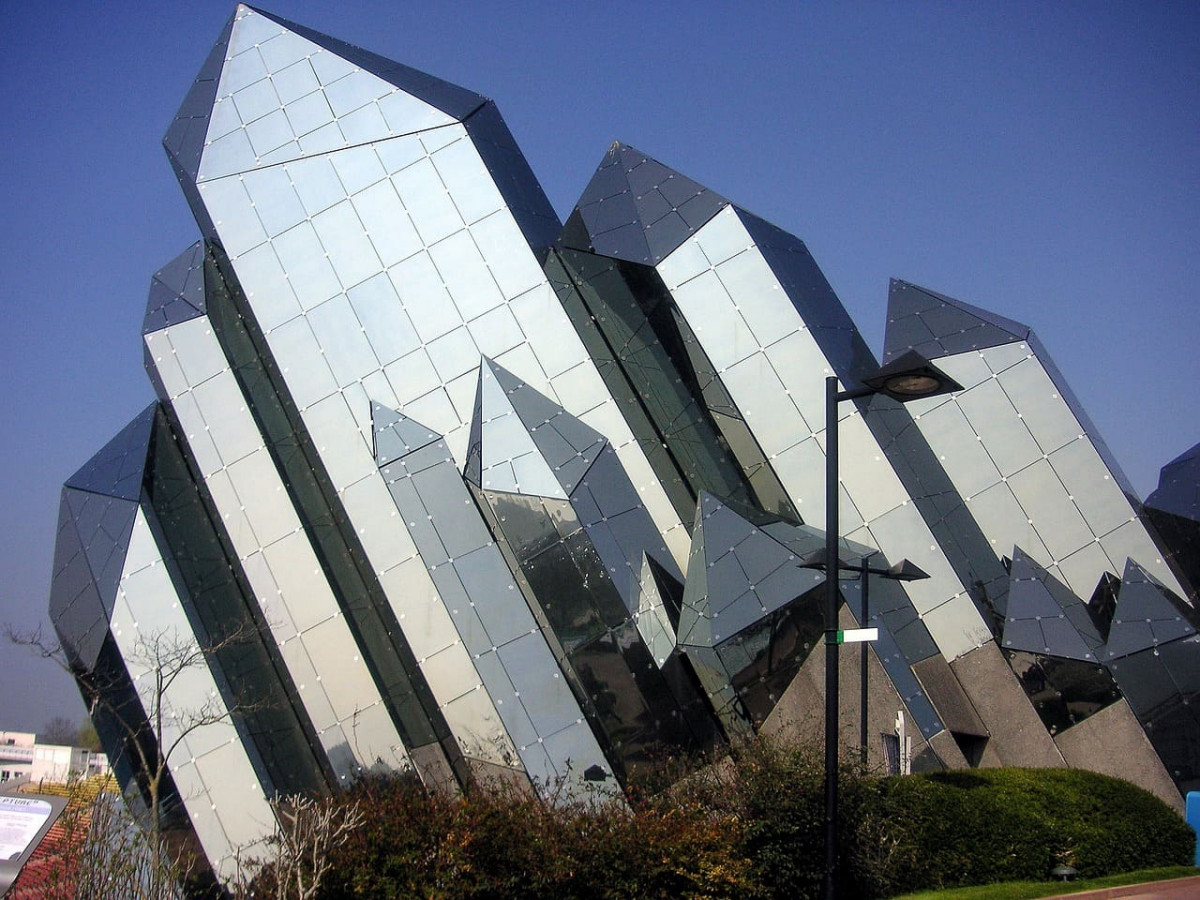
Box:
1001, 549, 1101, 661
1144, 442, 1200, 601
162, 9, 237, 182
569, 142, 728, 265
1106, 560, 1197, 660
1087, 571, 1122, 643
883, 279, 1032, 363
1146, 441, 1200, 523
64, 488, 139, 621
371, 402, 442, 467
464, 372, 485, 488
143, 242, 207, 335
559, 208, 593, 254
1143, 505, 1200, 606
65, 405, 156, 502
644, 552, 684, 629
888, 559, 930, 581
48, 495, 111, 671
248, 6, 487, 121
682, 493, 822, 646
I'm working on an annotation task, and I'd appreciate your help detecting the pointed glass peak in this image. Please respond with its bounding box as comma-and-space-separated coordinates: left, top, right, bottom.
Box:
1087, 571, 1121, 642
371, 402, 442, 467
481, 359, 606, 457
683, 490, 825, 647
468, 358, 607, 498
1164, 442, 1200, 468
565, 141, 729, 266
1145, 440, 1200, 522
634, 551, 683, 667
642, 551, 684, 627
162, 9, 236, 182
65, 404, 157, 502
470, 360, 566, 499
166, 5, 486, 184
1105, 558, 1197, 659
247, 7, 486, 118
883, 279, 1033, 363
143, 242, 207, 335
1001, 547, 1102, 660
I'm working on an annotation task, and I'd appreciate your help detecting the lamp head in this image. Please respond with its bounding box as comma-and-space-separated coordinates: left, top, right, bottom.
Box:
797, 548, 850, 572
886, 559, 930, 582
861, 351, 963, 402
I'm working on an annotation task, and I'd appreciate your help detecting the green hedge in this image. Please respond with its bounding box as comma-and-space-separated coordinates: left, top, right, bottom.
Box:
860, 768, 1195, 895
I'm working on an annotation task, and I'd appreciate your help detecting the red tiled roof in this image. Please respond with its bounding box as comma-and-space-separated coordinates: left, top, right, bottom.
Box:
7, 777, 116, 900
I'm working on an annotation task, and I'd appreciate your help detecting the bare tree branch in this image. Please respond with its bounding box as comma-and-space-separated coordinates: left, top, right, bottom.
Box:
228, 794, 364, 900
6, 620, 268, 899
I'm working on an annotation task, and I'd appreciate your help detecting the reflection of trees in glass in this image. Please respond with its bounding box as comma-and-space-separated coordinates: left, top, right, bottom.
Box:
1007, 650, 1120, 735
723, 590, 824, 726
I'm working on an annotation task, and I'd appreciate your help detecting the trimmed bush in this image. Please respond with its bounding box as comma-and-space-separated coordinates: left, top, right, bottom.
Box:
860, 767, 1195, 895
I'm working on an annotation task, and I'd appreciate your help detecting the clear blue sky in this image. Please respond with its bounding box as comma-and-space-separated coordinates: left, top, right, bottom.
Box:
2, 1, 1197, 734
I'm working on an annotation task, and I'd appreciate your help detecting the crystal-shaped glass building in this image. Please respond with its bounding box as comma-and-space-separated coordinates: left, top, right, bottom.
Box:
48, 4, 1199, 880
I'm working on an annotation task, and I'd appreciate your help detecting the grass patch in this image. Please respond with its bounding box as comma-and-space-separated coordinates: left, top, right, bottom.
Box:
889, 865, 1198, 900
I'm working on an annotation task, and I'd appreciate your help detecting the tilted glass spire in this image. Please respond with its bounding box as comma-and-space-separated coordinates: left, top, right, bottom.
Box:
882, 279, 1186, 604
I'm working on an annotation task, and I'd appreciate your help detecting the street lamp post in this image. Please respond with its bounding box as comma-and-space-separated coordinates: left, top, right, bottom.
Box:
858, 554, 872, 768
801, 551, 930, 765
815, 351, 961, 900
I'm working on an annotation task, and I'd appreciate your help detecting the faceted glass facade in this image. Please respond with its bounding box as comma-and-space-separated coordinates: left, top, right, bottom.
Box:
49, 4, 1199, 879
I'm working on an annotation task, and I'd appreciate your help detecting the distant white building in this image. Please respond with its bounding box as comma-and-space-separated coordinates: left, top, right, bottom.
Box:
0, 731, 109, 785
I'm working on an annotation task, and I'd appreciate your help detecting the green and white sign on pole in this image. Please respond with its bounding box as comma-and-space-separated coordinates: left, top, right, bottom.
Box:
834, 628, 878, 644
